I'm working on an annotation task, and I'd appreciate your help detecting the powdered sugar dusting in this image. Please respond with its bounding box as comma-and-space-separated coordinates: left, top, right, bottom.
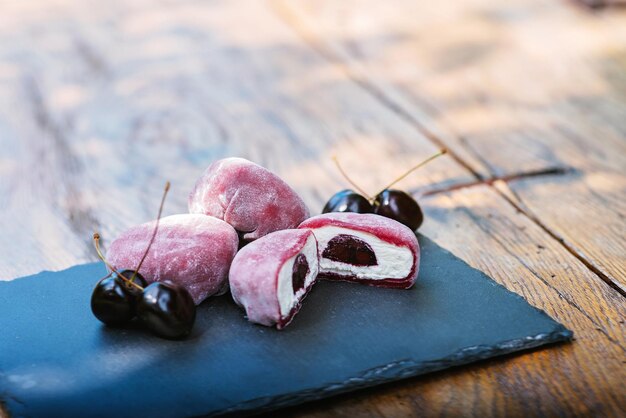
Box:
107, 214, 239, 305
229, 229, 318, 328
188, 158, 310, 240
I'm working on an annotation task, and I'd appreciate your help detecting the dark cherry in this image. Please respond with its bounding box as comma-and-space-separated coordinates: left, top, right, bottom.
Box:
115, 269, 147, 299
373, 189, 424, 231
292, 254, 309, 292
137, 281, 196, 339
91, 275, 135, 326
91, 270, 148, 326
322, 189, 373, 214
322, 234, 378, 266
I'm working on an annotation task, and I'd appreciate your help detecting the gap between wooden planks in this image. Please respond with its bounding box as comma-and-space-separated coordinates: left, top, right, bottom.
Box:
271, 0, 626, 295
575, 0, 626, 9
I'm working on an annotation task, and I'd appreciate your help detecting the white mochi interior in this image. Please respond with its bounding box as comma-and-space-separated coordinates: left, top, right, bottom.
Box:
312, 226, 413, 280
276, 234, 319, 317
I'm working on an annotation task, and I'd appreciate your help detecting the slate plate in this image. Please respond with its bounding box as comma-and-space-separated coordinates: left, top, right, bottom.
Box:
0, 236, 572, 417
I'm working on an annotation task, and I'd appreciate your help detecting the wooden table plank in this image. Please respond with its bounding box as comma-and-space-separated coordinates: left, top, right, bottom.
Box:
0, 0, 471, 281
273, 0, 626, 293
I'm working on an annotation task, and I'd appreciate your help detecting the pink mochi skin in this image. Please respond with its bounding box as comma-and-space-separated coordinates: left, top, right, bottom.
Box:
299, 212, 420, 289
229, 229, 318, 329
188, 158, 310, 242
107, 214, 239, 305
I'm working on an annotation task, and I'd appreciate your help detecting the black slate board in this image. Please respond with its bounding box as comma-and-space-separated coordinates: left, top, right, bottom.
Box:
0, 236, 572, 417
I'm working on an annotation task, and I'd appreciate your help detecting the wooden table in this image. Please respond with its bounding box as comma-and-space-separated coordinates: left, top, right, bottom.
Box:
0, 0, 624, 416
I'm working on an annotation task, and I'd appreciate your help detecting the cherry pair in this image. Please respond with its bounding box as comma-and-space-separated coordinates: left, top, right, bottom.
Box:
90, 183, 196, 340
323, 189, 423, 231
323, 150, 446, 231
91, 267, 196, 340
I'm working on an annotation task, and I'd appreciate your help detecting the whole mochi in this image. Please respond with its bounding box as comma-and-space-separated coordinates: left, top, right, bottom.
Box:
107, 214, 239, 305
188, 158, 310, 242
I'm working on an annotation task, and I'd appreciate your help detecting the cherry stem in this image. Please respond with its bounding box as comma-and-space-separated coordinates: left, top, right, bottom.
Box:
332, 155, 373, 201
93, 233, 144, 291
375, 149, 447, 197
130, 181, 170, 283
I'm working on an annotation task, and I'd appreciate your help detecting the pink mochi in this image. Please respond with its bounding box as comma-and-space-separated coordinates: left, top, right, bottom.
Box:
299, 212, 420, 289
188, 158, 310, 242
229, 229, 319, 329
107, 214, 239, 305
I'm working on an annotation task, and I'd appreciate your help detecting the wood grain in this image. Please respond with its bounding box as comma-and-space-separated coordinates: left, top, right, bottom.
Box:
274, 0, 626, 293
0, 0, 624, 417
0, 0, 470, 281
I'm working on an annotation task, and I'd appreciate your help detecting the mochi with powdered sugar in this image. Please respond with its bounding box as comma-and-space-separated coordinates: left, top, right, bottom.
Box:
188, 158, 310, 243
229, 229, 319, 329
299, 212, 420, 289
107, 214, 239, 305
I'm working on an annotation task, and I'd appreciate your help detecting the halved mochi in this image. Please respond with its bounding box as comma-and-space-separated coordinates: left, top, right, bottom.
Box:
188, 157, 310, 243
299, 212, 419, 289
229, 229, 319, 329
107, 214, 239, 305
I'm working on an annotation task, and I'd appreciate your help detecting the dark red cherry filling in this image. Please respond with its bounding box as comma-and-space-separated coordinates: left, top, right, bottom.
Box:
322, 234, 378, 266
292, 253, 309, 292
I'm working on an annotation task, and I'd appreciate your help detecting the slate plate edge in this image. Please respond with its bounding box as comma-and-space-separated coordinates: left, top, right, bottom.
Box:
206, 327, 572, 417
